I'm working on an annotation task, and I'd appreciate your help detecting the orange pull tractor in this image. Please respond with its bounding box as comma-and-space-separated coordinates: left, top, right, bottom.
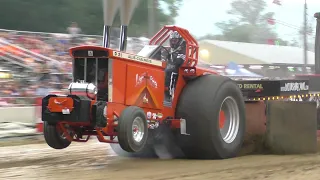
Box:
41, 0, 315, 159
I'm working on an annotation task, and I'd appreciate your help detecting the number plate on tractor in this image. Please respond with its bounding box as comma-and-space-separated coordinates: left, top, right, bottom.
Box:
62, 108, 70, 115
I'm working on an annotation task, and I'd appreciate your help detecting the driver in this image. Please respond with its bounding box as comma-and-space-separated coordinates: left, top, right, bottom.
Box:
164, 31, 186, 102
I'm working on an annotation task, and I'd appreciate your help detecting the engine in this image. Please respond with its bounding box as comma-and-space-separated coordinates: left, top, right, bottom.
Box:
68, 81, 97, 99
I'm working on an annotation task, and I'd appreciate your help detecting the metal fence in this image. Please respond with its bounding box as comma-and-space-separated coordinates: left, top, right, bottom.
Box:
0, 96, 38, 107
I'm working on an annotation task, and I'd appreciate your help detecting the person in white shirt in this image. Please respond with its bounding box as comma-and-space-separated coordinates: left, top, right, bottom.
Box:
67, 22, 81, 45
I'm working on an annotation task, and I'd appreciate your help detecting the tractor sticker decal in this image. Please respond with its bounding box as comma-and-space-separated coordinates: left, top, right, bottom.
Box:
136, 73, 145, 87
146, 112, 152, 119
156, 113, 163, 119
135, 73, 158, 88
88, 50, 93, 56
149, 76, 158, 88
134, 72, 160, 108
54, 99, 67, 105
112, 51, 163, 67
147, 120, 160, 129
142, 93, 149, 103
152, 113, 157, 120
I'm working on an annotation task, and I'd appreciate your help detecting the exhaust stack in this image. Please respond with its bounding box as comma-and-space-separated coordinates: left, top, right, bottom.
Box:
102, 0, 120, 48
119, 0, 140, 52
315, 13, 320, 74
119, 25, 128, 52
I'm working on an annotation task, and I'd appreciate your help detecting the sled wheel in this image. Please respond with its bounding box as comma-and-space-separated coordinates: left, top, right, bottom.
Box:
118, 106, 148, 152
176, 75, 246, 159
43, 122, 71, 149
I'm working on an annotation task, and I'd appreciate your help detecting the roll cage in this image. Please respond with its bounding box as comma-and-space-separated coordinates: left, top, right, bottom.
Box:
149, 25, 199, 68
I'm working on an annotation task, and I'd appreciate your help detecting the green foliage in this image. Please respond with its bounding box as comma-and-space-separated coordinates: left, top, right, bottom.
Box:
0, 0, 181, 36
160, 0, 183, 22
212, 0, 287, 45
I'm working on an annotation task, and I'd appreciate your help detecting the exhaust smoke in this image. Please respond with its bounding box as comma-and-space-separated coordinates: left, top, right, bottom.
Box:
119, 0, 141, 52
102, 0, 120, 48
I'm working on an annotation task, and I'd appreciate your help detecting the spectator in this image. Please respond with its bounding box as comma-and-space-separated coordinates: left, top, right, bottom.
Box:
67, 22, 81, 45
35, 81, 54, 96
0, 27, 150, 106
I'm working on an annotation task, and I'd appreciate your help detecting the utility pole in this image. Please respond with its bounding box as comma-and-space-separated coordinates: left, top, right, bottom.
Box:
303, 0, 308, 72
148, 0, 156, 38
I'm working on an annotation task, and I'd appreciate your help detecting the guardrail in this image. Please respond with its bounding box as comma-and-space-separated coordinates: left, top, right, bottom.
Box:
0, 96, 40, 125
0, 106, 36, 124
0, 96, 37, 107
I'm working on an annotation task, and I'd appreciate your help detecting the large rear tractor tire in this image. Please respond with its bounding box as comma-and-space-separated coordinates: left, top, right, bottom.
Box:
176, 75, 246, 159
43, 122, 71, 149
117, 106, 149, 153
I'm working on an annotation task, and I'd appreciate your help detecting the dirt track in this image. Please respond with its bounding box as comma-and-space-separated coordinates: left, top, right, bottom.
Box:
0, 139, 320, 180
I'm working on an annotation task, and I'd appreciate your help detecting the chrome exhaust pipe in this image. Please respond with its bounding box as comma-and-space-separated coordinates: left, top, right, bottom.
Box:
119, 25, 128, 51
102, 25, 111, 48
102, 0, 120, 48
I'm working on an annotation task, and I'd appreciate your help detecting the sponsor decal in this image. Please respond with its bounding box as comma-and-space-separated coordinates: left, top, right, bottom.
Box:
143, 94, 149, 103
177, 54, 186, 60
149, 76, 158, 88
280, 82, 309, 92
152, 113, 157, 120
112, 51, 162, 66
54, 99, 67, 105
157, 113, 163, 119
62, 108, 70, 115
146, 112, 163, 120
237, 83, 263, 89
147, 120, 160, 129
135, 73, 158, 88
136, 73, 145, 86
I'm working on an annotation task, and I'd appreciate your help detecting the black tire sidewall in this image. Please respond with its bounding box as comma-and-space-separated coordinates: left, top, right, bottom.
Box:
118, 106, 148, 152
210, 81, 246, 158
43, 122, 71, 149
176, 75, 246, 159
127, 110, 148, 150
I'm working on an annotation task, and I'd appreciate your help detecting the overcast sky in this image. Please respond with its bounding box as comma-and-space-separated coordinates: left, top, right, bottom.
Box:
174, 0, 320, 42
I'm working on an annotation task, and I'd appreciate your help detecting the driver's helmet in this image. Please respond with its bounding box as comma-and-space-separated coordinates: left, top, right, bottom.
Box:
169, 31, 185, 52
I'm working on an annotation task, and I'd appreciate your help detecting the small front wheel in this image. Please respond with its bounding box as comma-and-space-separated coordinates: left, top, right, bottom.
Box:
43, 122, 71, 149
117, 106, 148, 153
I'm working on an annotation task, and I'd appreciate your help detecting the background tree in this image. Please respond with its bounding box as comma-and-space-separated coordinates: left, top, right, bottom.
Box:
289, 38, 300, 47
212, 0, 287, 45
162, 0, 183, 23
0, 0, 182, 36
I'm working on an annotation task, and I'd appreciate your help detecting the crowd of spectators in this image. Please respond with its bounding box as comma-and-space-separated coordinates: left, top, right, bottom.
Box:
0, 23, 150, 106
